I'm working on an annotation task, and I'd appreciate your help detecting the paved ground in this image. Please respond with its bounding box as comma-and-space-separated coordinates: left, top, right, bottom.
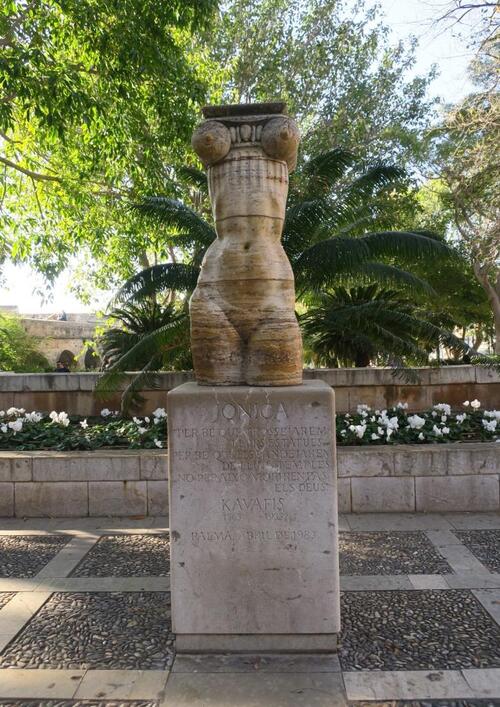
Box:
1, 513, 500, 706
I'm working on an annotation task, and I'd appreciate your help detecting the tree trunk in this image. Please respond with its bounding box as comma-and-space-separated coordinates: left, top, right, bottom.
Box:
355, 352, 371, 367
473, 263, 500, 354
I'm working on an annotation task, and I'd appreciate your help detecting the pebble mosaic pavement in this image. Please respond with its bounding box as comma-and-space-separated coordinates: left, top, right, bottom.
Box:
0, 536, 71, 578
0, 514, 500, 706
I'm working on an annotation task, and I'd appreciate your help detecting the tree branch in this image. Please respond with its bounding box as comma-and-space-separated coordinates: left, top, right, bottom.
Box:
0, 155, 61, 182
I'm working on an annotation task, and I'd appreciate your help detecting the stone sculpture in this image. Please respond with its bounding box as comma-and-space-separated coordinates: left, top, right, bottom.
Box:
190, 102, 303, 386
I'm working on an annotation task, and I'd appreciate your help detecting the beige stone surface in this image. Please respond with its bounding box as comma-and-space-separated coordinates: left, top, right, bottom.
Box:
74, 670, 169, 700
168, 381, 339, 645
190, 103, 302, 386
141, 452, 168, 480
343, 670, 473, 701
337, 449, 393, 477
33, 453, 140, 482
0, 669, 85, 698
88, 480, 147, 516
15, 481, 88, 517
147, 480, 169, 516
161, 672, 347, 707
415, 475, 500, 512
393, 449, 445, 476
0, 482, 13, 516
351, 477, 416, 513
337, 478, 351, 513
0, 456, 32, 482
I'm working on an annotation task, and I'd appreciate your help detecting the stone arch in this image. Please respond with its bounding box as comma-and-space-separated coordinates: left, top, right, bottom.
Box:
58, 349, 76, 369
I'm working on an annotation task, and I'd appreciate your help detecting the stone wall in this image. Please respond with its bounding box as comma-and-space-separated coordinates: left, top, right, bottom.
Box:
0, 442, 498, 517
20, 318, 98, 367
0, 365, 498, 415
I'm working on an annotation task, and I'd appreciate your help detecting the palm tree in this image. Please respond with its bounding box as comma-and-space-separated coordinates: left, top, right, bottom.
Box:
113, 148, 450, 306
100, 148, 489, 406
302, 285, 479, 369
96, 299, 190, 412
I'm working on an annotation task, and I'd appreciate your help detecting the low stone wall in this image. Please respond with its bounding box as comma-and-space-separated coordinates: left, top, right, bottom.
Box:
337, 442, 500, 513
0, 365, 498, 415
0, 442, 498, 517
0, 450, 168, 518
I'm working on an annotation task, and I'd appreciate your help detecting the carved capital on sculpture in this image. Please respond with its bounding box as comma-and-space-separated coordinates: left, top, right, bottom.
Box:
191, 102, 300, 171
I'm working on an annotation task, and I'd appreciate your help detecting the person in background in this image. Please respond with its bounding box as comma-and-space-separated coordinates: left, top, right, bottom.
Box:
55, 360, 70, 373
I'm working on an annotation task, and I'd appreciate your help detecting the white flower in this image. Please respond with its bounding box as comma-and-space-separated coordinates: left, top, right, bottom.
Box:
80, 419, 88, 429
0, 410, 4, 417
8, 419, 23, 433
377, 427, 384, 436
58, 412, 70, 427
470, 399, 481, 409
348, 424, 356, 432
24, 411, 43, 423
100, 408, 111, 417
1, 424, 7, 433
418, 432, 425, 441
340, 430, 346, 436
154, 439, 163, 448
441, 415, 447, 423
144, 416, 150, 423
370, 416, 376, 422
354, 424, 366, 439
50, 411, 69, 427
6, 407, 18, 416
396, 402, 408, 410
152, 407, 167, 419
442, 426, 450, 435
371, 433, 379, 440
137, 426, 147, 435
133, 417, 142, 426
482, 419, 497, 433
432, 424, 443, 436
431, 411, 437, 417
386, 428, 393, 439
484, 410, 500, 420
463, 400, 470, 407
456, 413, 467, 424
434, 403, 451, 416
408, 414, 426, 430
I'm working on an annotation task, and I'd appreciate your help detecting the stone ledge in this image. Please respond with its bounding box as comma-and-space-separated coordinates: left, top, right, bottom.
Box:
0, 444, 498, 516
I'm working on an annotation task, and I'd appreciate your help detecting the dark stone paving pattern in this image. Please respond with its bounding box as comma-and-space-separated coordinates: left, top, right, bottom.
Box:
340, 532, 453, 575
0, 702, 157, 707
0, 592, 14, 610
0, 535, 71, 578
455, 530, 500, 573
0, 592, 173, 670
351, 702, 500, 706
340, 590, 500, 671
71, 535, 170, 577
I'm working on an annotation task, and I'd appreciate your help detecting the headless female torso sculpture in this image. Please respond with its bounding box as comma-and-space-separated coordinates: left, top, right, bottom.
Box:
190, 103, 303, 386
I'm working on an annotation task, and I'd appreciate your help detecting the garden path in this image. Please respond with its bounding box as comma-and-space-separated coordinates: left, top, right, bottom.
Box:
0, 513, 500, 705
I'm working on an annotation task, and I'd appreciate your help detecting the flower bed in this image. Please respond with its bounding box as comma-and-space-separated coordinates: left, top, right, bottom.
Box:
0, 400, 497, 452
0, 407, 167, 451
337, 400, 499, 446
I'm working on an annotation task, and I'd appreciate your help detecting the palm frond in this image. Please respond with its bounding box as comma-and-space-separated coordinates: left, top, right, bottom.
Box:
348, 262, 436, 295
294, 237, 371, 290
111, 263, 200, 306
175, 165, 208, 193
131, 197, 215, 246
300, 147, 356, 193
361, 231, 452, 261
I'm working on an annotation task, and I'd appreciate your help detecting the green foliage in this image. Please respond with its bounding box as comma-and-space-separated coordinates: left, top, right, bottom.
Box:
337, 403, 499, 446
0, 409, 167, 451
301, 285, 487, 369
96, 299, 190, 412
211, 0, 436, 166
0, 0, 220, 292
0, 315, 51, 372
0, 404, 496, 451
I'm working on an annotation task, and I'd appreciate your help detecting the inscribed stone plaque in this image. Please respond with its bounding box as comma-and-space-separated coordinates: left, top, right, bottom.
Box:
167, 380, 340, 651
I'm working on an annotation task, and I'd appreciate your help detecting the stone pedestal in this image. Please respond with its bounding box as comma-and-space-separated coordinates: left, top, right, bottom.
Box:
167, 381, 340, 653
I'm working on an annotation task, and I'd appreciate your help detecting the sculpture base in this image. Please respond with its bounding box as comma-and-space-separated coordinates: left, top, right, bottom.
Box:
167, 381, 340, 654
